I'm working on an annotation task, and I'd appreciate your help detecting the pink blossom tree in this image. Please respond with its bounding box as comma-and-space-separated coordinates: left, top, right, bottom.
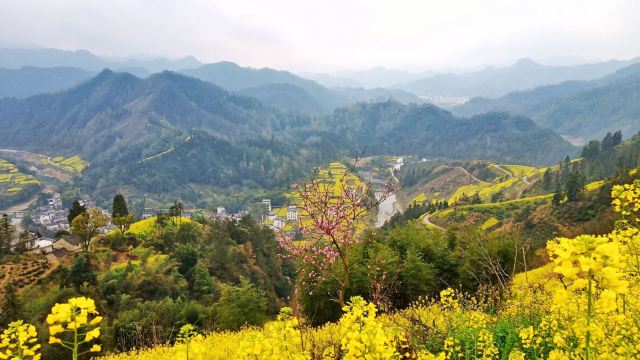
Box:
279, 161, 392, 307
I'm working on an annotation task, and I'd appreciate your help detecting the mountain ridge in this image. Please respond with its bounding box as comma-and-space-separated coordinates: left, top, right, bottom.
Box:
397, 57, 640, 98
453, 62, 640, 141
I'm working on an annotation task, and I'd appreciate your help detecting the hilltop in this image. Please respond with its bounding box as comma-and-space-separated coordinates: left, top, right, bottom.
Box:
321, 101, 577, 165
182, 61, 422, 114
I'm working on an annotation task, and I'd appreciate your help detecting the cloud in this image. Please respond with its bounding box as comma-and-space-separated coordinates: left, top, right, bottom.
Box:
0, 0, 638, 71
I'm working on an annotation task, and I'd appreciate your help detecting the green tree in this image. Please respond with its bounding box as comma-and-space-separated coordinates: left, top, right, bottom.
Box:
581, 140, 601, 160
490, 190, 504, 203
112, 194, 129, 218
112, 194, 133, 233
69, 252, 97, 292
0, 214, 14, 254
552, 184, 564, 207
566, 172, 585, 202
67, 200, 86, 224
470, 193, 482, 204
190, 264, 216, 299
173, 244, 198, 276
71, 208, 109, 251
113, 214, 134, 233
0, 283, 21, 327
13, 230, 30, 254
214, 278, 268, 330
542, 168, 553, 190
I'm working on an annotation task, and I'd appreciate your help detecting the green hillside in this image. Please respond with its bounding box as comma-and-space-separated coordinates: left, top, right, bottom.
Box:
454, 63, 640, 141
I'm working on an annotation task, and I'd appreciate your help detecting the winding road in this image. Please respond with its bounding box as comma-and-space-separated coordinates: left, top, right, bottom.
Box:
422, 212, 445, 230
490, 164, 514, 179
443, 165, 483, 183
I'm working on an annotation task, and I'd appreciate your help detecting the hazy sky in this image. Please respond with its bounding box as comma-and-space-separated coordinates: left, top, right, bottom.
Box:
1, 0, 639, 72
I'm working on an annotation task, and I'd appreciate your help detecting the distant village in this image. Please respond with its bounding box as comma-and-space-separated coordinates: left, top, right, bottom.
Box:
2, 192, 299, 263
3, 192, 116, 262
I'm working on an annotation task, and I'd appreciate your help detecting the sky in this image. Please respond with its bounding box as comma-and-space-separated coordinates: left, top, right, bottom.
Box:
1, 0, 639, 73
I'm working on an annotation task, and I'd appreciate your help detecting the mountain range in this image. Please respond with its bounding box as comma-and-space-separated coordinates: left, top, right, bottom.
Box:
304, 67, 433, 89
453, 62, 640, 142
0, 50, 422, 114
0, 66, 95, 98
0, 69, 576, 203
0, 69, 315, 158
0, 47, 201, 75
181, 62, 423, 114
396, 58, 639, 98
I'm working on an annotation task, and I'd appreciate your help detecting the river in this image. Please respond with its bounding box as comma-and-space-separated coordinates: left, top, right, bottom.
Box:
375, 192, 398, 227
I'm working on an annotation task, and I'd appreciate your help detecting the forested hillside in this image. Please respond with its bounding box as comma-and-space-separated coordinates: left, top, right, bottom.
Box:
182, 61, 422, 114
454, 63, 640, 141
321, 101, 577, 165
0, 66, 95, 98
0, 70, 577, 206
0, 69, 310, 158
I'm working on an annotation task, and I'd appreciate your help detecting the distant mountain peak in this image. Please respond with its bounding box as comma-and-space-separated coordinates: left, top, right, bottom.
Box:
513, 58, 539, 67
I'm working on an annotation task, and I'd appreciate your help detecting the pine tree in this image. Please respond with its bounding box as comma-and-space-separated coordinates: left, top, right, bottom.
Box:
552, 183, 564, 207
0, 214, 14, 254
542, 168, 552, 190
112, 194, 133, 233
581, 140, 601, 160
612, 130, 623, 147
112, 194, 129, 218
566, 172, 585, 202
0, 283, 21, 326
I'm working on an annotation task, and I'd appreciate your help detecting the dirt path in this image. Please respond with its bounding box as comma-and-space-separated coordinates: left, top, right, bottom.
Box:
443, 165, 483, 183
491, 164, 514, 179
389, 167, 399, 183
423, 213, 445, 230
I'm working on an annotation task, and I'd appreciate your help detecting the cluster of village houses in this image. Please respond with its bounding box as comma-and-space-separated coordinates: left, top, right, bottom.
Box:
4, 194, 300, 262
6, 193, 115, 261
260, 199, 298, 231
141, 199, 299, 230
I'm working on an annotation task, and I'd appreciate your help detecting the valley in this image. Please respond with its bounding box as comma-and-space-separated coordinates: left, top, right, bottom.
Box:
1, 18, 640, 358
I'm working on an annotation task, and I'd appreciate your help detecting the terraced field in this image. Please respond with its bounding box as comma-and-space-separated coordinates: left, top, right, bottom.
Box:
0, 158, 40, 207
40, 155, 86, 172
0, 258, 51, 296
270, 162, 366, 230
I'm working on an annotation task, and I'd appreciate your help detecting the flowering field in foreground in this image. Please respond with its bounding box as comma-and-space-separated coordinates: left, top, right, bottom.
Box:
4, 182, 640, 359
96, 181, 640, 360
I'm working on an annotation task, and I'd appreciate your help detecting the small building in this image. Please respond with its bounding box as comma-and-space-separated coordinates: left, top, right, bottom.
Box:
46, 248, 71, 263
261, 199, 272, 212
31, 238, 54, 254
272, 218, 286, 230
287, 206, 298, 221
53, 237, 81, 252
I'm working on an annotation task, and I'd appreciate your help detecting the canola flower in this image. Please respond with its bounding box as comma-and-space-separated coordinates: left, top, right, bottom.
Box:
337, 296, 398, 360
47, 296, 103, 360
176, 324, 201, 360
7, 180, 640, 359
96, 179, 640, 360
0, 320, 41, 360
